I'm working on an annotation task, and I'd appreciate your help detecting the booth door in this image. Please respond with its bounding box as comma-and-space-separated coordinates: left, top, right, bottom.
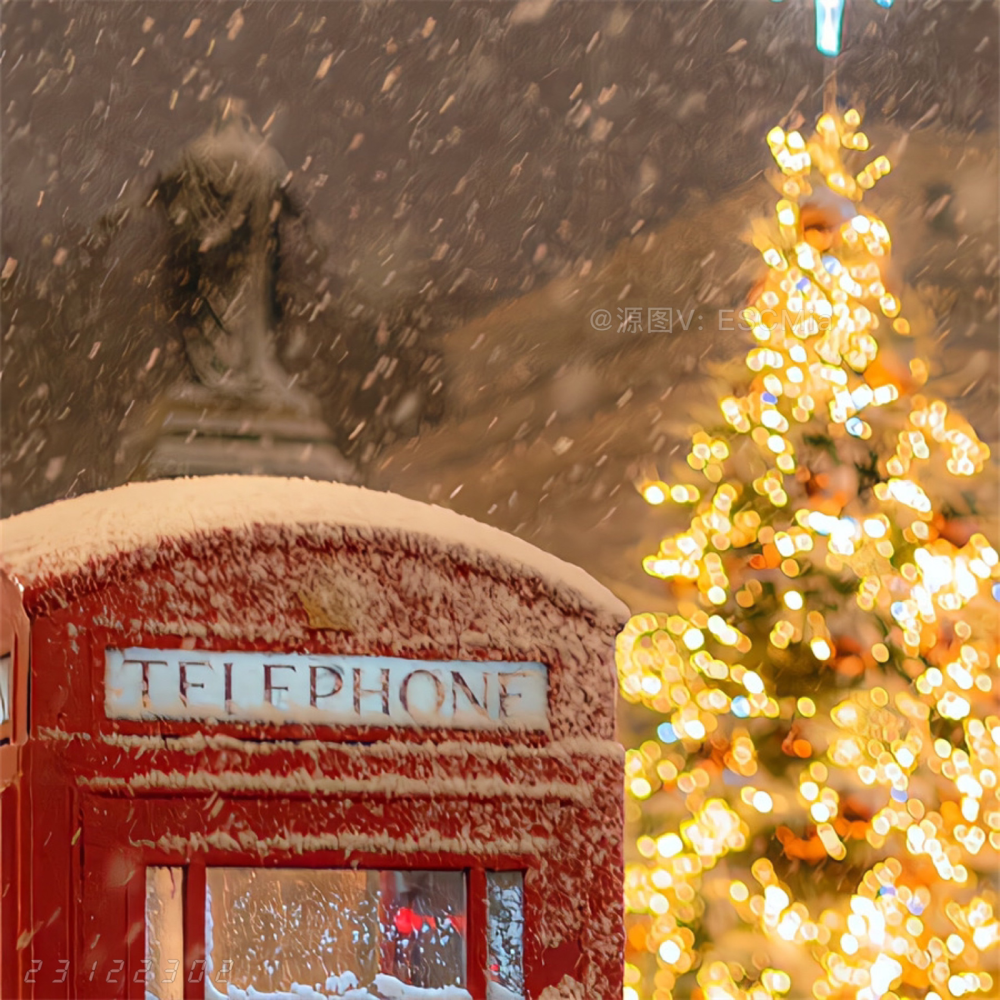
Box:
139, 863, 526, 1000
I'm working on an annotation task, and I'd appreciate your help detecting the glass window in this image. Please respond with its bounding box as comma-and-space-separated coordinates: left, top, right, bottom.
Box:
204, 868, 466, 999
0, 654, 11, 730
145, 866, 185, 1000
486, 871, 525, 1000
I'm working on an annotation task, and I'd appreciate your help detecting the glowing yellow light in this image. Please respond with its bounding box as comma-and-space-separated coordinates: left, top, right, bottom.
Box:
640, 676, 662, 696
810, 802, 831, 823
770, 971, 791, 994
616, 108, 1000, 1000
658, 940, 681, 964
682, 628, 704, 651
863, 517, 886, 538
643, 483, 667, 505
649, 893, 669, 915
657, 833, 684, 858
631, 778, 652, 799
810, 638, 832, 661
685, 719, 707, 740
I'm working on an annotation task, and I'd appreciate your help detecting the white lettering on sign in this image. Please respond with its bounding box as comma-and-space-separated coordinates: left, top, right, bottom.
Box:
105, 648, 549, 731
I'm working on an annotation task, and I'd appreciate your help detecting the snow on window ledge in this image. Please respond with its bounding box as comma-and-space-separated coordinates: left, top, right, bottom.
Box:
202, 973, 472, 1000
537, 976, 586, 1000
486, 982, 525, 1000
373, 975, 471, 1000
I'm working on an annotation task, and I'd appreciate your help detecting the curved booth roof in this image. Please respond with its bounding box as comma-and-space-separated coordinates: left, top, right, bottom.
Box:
0, 478, 627, 997
0, 475, 628, 624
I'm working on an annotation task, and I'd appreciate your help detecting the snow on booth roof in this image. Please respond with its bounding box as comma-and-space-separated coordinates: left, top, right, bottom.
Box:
0, 476, 628, 622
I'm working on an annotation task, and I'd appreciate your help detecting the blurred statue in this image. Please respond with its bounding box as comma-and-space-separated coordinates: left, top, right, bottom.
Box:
158, 97, 306, 407
120, 97, 356, 484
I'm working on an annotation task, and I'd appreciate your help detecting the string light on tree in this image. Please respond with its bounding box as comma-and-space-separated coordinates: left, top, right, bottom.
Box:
619, 110, 1000, 1000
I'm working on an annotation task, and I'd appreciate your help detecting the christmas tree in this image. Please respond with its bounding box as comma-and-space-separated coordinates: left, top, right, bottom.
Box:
617, 110, 1000, 1000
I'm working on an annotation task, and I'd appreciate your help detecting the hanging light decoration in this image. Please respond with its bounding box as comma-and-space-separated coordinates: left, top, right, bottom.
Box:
772, 0, 894, 57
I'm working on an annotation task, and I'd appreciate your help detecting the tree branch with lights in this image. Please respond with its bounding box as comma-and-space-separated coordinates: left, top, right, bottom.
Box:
618, 110, 1000, 1000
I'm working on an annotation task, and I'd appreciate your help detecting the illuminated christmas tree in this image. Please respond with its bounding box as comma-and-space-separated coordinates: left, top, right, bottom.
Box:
617, 110, 1000, 1000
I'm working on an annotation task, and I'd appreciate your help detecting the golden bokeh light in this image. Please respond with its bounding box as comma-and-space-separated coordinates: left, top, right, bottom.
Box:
617, 110, 1000, 1000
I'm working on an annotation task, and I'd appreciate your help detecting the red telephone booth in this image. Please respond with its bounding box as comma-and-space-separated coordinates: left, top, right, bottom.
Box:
0, 476, 626, 1000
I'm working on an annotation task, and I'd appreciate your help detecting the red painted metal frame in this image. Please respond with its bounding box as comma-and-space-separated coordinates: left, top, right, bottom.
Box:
125, 859, 495, 1000
9, 526, 624, 1000
182, 863, 206, 1000
1, 571, 30, 1000
0, 572, 28, 755
74, 794, 532, 1000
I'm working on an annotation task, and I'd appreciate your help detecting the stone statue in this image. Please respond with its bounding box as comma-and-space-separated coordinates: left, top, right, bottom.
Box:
120, 98, 356, 483
158, 97, 306, 408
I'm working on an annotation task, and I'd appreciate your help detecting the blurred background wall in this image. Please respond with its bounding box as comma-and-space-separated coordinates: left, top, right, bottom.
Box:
1, 0, 996, 609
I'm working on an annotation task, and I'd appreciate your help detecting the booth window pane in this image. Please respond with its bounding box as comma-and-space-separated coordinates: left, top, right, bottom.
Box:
486, 871, 525, 999
145, 866, 185, 1000
379, 870, 466, 990
204, 868, 466, 999
0, 654, 11, 729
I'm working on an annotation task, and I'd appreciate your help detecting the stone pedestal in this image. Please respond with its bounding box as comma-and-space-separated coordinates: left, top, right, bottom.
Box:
124, 383, 357, 483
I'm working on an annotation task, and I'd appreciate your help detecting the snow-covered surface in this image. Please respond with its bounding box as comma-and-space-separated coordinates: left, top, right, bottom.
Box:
373, 976, 471, 1000
83, 766, 595, 802
21, 480, 625, 989
0, 476, 626, 621
204, 980, 380, 1000
13, 476, 624, 743
325, 973, 371, 998
201, 974, 469, 1000
132, 826, 558, 861
537, 976, 586, 1000
485, 980, 524, 1000
88, 730, 623, 762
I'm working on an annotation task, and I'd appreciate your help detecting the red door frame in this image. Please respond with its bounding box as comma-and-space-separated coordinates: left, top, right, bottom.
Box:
132, 860, 496, 1000
80, 792, 532, 1000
